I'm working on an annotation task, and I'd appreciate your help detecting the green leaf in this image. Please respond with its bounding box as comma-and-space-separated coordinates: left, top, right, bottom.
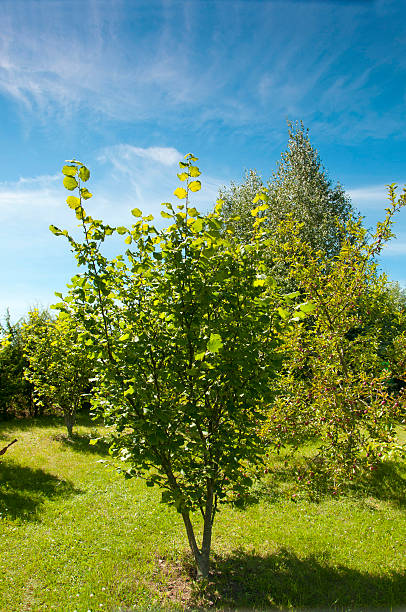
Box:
174, 188, 187, 199
188, 207, 198, 217
63, 176, 78, 191
80, 188, 92, 200
62, 165, 77, 177
191, 218, 203, 233
277, 307, 289, 320
119, 333, 130, 341
131, 208, 142, 217
299, 301, 316, 314
189, 180, 201, 192
189, 166, 201, 177
207, 333, 223, 353
116, 227, 127, 235
79, 166, 90, 181
161, 211, 172, 219
49, 225, 61, 235
194, 351, 206, 361
286, 291, 300, 299
66, 196, 80, 209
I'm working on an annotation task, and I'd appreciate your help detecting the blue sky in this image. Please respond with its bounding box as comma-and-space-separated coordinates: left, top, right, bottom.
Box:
0, 0, 405, 321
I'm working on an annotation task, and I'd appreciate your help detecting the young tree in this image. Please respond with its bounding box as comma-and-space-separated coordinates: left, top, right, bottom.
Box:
23, 309, 93, 437
262, 185, 406, 488
0, 312, 33, 420
49, 155, 305, 578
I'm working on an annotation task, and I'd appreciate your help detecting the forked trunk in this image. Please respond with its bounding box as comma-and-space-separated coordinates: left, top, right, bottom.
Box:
181, 481, 214, 580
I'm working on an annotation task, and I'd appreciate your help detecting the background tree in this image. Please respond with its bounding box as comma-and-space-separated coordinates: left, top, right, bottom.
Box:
23, 309, 93, 437
262, 186, 406, 489
50, 155, 307, 579
0, 312, 33, 420
221, 121, 354, 265
220, 169, 264, 244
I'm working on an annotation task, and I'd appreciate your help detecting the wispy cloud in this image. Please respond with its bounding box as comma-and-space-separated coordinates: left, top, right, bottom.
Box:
348, 184, 389, 209
0, 0, 404, 142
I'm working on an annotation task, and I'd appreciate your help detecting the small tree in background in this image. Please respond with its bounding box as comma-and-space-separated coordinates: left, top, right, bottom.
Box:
23, 309, 93, 437
0, 312, 33, 420
49, 155, 308, 579
262, 185, 406, 489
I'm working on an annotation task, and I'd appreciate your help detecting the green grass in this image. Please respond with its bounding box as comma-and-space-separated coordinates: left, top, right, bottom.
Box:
0, 417, 405, 611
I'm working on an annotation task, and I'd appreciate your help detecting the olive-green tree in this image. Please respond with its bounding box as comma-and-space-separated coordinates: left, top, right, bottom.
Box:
262, 186, 406, 488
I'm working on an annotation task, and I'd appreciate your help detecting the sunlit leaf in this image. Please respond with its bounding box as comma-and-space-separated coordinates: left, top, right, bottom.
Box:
66, 196, 80, 209
80, 188, 92, 200
189, 181, 201, 192
79, 166, 90, 181
63, 176, 78, 191
189, 166, 201, 178
174, 187, 187, 199
62, 165, 77, 177
207, 333, 223, 353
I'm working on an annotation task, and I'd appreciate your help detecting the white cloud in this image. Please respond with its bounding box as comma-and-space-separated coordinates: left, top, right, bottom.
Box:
0, 174, 62, 222
98, 145, 182, 170
348, 184, 401, 209
96, 144, 223, 225
382, 232, 406, 255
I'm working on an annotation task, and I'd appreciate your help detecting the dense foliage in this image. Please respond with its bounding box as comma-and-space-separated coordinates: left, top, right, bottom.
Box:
221, 122, 354, 288
48, 154, 317, 578
23, 309, 93, 437
0, 313, 33, 420
261, 190, 406, 490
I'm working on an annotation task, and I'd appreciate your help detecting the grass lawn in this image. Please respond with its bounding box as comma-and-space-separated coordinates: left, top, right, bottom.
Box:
0, 416, 405, 611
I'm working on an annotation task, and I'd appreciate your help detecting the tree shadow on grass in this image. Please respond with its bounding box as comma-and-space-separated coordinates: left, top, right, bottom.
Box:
248, 458, 406, 511
0, 460, 81, 521
185, 548, 406, 610
54, 432, 110, 456
351, 461, 406, 509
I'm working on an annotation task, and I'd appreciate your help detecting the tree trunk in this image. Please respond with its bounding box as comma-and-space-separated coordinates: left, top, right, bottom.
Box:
181, 480, 214, 580
64, 409, 75, 438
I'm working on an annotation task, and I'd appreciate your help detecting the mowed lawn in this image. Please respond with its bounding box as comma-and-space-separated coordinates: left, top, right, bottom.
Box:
0, 417, 405, 611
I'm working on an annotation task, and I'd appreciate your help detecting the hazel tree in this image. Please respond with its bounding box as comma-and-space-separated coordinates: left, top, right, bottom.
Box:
49, 155, 308, 579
